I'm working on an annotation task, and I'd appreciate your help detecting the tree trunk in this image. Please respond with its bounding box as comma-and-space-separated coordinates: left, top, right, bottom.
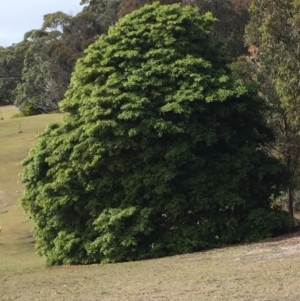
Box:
284, 117, 294, 218
287, 187, 294, 218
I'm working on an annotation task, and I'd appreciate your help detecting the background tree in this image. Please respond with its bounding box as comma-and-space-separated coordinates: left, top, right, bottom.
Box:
14, 28, 62, 114
231, 0, 252, 10
21, 2, 292, 266
117, 0, 179, 18
14, 11, 104, 115
244, 0, 300, 217
81, 0, 127, 31
187, 0, 250, 57
0, 44, 25, 106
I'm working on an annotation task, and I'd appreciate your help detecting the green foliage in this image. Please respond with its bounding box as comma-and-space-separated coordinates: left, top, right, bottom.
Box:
21, 2, 292, 265
242, 208, 294, 242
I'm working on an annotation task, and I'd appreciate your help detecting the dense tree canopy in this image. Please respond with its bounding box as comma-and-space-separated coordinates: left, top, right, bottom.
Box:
21, 2, 292, 265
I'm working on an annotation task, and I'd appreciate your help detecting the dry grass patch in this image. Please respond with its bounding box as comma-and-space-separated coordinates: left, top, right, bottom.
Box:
0, 105, 19, 120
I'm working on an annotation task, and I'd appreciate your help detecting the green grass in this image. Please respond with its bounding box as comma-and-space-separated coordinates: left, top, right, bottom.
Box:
1, 105, 300, 300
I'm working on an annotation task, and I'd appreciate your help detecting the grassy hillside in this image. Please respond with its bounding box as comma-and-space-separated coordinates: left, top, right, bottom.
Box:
1, 106, 300, 301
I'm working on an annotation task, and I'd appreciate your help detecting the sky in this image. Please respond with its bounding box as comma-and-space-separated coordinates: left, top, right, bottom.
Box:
0, 0, 84, 47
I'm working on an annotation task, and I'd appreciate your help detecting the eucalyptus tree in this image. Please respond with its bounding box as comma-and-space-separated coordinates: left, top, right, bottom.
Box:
81, 0, 127, 31
0, 44, 25, 105
14, 29, 64, 114
14, 10, 104, 115
245, 0, 300, 217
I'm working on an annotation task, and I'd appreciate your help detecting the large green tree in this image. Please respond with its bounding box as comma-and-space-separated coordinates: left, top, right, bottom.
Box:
21, 2, 291, 266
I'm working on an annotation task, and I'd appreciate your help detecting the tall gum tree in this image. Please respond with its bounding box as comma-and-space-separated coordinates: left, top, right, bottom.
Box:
14, 11, 104, 115
0, 44, 26, 105
245, 0, 300, 217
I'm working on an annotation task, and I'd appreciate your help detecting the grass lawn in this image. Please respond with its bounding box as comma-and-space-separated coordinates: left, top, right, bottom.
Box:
1, 105, 300, 301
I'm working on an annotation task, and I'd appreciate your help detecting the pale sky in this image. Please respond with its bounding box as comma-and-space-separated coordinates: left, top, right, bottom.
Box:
0, 0, 85, 47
